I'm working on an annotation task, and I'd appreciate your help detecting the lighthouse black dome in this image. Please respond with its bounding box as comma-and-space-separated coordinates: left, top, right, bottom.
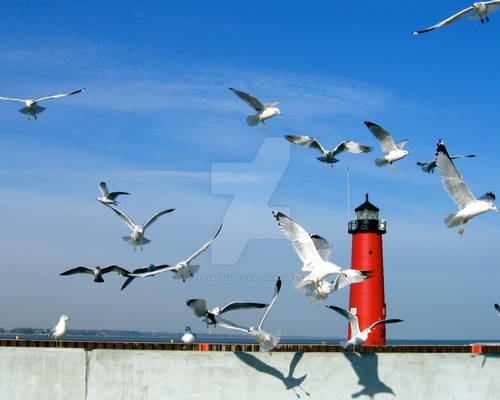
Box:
348, 194, 386, 234
355, 193, 379, 213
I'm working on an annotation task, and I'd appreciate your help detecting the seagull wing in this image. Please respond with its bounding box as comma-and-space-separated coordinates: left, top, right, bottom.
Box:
60, 267, 93, 276
142, 208, 175, 230
364, 121, 397, 154
331, 140, 373, 156
129, 265, 173, 277
216, 316, 250, 333
412, 6, 473, 34
186, 299, 208, 317
486, 2, 500, 15
395, 139, 409, 150
367, 319, 403, 330
310, 234, 332, 261
101, 265, 130, 276
185, 222, 223, 264
450, 154, 476, 160
107, 191, 130, 201
106, 205, 137, 231
258, 277, 281, 329
34, 88, 85, 102
99, 182, 110, 196
228, 87, 264, 111
436, 140, 476, 209
219, 301, 268, 314
495, 303, 500, 315
264, 100, 280, 108
326, 305, 360, 336
273, 211, 322, 265
284, 135, 327, 155
0, 96, 27, 102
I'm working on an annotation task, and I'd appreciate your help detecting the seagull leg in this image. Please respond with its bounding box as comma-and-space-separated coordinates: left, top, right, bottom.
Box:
34, 114, 37, 120
27, 115, 29, 121
208, 328, 212, 335
487, 16, 490, 23
140, 246, 143, 251
481, 18, 484, 23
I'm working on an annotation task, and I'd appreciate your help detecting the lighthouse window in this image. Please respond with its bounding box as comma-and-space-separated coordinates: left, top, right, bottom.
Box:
369, 251, 373, 255
357, 209, 379, 220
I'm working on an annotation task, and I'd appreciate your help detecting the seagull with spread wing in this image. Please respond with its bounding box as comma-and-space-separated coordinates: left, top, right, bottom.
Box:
417, 153, 476, 173
60, 265, 130, 283
364, 121, 409, 171
229, 87, 282, 130
273, 211, 370, 300
284, 135, 372, 167
124, 222, 222, 284
105, 205, 175, 250
217, 278, 282, 352
96, 182, 130, 205
436, 139, 497, 235
186, 297, 267, 334
120, 264, 170, 290
326, 305, 403, 348
413, 1, 500, 34
0, 88, 85, 120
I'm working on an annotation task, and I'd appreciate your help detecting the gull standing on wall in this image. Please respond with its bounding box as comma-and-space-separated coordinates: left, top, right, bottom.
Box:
124, 222, 222, 284
229, 87, 282, 130
0, 88, 85, 120
364, 121, 409, 171
217, 278, 282, 352
273, 211, 370, 300
49, 315, 70, 347
106, 205, 175, 250
96, 182, 130, 205
181, 326, 197, 344
60, 265, 130, 283
326, 305, 403, 348
413, 1, 500, 34
284, 135, 372, 167
436, 139, 497, 234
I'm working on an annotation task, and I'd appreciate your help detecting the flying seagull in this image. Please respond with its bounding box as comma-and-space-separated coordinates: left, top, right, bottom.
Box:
0, 88, 85, 120
364, 121, 409, 171
125, 222, 223, 283
326, 305, 403, 348
186, 298, 267, 334
413, 1, 500, 34
60, 265, 130, 283
105, 205, 175, 250
436, 139, 497, 234
120, 264, 170, 290
273, 211, 370, 301
97, 182, 130, 205
181, 326, 197, 344
49, 315, 70, 347
217, 277, 282, 352
284, 135, 372, 167
495, 304, 500, 317
417, 154, 476, 173
229, 87, 282, 130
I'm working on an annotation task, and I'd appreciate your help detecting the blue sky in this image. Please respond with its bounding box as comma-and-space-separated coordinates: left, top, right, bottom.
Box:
0, 1, 498, 340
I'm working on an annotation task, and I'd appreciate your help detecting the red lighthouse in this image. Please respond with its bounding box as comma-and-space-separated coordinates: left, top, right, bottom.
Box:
347, 194, 387, 345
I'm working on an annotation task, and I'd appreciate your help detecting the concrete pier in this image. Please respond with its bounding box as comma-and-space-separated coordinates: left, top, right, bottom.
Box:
1, 343, 499, 399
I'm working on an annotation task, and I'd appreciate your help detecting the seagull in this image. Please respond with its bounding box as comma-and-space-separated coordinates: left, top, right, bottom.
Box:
186, 298, 267, 334
364, 121, 409, 171
181, 326, 197, 344
0, 88, 85, 120
120, 264, 170, 290
284, 135, 372, 167
124, 222, 223, 283
495, 304, 500, 316
229, 87, 282, 130
412, 1, 500, 34
326, 305, 403, 348
217, 278, 282, 352
60, 265, 130, 283
273, 211, 370, 301
417, 154, 476, 173
97, 182, 130, 205
49, 315, 70, 347
436, 139, 497, 234
105, 205, 175, 250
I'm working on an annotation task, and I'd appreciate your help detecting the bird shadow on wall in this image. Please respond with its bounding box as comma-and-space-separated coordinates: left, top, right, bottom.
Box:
343, 352, 395, 400
472, 353, 500, 368
234, 352, 310, 398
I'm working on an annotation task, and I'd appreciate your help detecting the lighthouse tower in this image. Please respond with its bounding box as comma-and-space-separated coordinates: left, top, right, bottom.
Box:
347, 194, 387, 345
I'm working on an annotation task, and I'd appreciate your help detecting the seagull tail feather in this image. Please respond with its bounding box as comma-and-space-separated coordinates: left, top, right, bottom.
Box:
340, 340, 350, 349
259, 330, 281, 352
293, 274, 311, 293
375, 157, 388, 167
444, 213, 460, 228
246, 115, 260, 126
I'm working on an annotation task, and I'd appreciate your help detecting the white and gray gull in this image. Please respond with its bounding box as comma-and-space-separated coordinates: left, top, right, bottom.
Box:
105, 205, 175, 250
60, 265, 130, 283
364, 121, 409, 171
417, 154, 476, 173
435, 139, 497, 235
120, 264, 170, 290
229, 87, 282, 130
0, 88, 85, 120
49, 315, 70, 347
97, 182, 130, 205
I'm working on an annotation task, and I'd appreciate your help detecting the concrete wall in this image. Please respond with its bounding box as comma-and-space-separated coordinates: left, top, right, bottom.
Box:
1, 348, 499, 399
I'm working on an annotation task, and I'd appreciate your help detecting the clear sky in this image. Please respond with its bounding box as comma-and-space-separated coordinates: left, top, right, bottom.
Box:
0, 1, 498, 340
